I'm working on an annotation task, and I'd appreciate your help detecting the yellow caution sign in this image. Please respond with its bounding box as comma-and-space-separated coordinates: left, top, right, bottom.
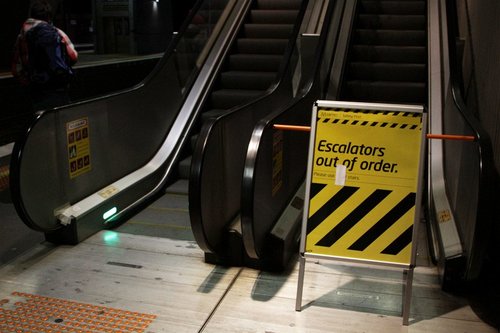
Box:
304, 103, 424, 266
67, 118, 91, 179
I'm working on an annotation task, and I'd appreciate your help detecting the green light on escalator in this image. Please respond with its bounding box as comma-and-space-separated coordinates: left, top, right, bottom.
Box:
103, 207, 117, 220
103, 231, 120, 245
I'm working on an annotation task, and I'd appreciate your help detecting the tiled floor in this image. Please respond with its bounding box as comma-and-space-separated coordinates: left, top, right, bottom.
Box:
0, 230, 496, 333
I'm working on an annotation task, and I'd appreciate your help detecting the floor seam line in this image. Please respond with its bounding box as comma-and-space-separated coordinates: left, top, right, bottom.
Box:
198, 267, 244, 333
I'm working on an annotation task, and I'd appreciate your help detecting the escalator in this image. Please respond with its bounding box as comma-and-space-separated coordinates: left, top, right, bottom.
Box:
9, 0, 304, 244
10, 0, 493, 295
190, 0, 342, 269
190, 0, 431, 270
236, 0, 430, 270
340, 0, 427, 104
176, 0, 305, 185
240, 0, 496, 293
190, 0, 432, 273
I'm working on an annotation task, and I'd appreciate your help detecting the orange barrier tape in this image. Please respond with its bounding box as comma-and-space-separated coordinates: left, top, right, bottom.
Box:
272, 124, 476, 141
273, 124, 311, 132
425, 134, 476, 141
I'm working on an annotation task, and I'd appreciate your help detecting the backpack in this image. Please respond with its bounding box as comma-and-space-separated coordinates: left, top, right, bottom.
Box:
25, 22, 74, 86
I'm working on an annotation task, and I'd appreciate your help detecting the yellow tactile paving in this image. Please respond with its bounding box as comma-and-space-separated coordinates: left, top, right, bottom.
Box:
0, 292, 156, 333
0, 165, 9, 191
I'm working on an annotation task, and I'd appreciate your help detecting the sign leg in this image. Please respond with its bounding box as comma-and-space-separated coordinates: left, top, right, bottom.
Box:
402, 267, 414, 325
295, 255, 306, 311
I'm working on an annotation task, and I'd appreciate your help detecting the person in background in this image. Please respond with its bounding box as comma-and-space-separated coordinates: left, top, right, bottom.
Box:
11, 0, 78, 110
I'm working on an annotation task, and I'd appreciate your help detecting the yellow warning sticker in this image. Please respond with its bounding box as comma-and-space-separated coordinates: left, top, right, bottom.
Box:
67, 118, 91, 179
272, 130, 283, 196
306, 107, 423, 265
98, 185, 119, 199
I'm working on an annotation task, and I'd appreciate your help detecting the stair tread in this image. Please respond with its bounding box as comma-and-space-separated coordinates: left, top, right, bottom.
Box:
256, 0, 302, 10
354, 29, 426, 46
357, 14, 426, 29
236, 38, 289, 54
244, 24, 293, 38
250, 10, 299, 24
345, 80, 426, 86
220, 71, 276, 90
343, 80, 427, 104
229, 54, 283, 71
347, 62, 426, 82
359, 1, 426, 15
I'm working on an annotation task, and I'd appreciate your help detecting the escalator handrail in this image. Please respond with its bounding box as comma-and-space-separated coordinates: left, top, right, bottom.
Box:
240, 0, 344, 259
444, 0, 497, 275
189, 0, 311, 254
445, 0, 491, 148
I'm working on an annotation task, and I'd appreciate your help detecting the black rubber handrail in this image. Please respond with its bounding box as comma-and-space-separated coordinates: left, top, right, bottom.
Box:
240, 1, 342, 260
189, 0, 310, 255
443, 0, 497, 280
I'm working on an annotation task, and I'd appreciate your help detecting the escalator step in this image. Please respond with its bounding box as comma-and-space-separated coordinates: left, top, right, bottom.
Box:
250, 10, 299, 24
210, 89, 264, 109
359, 1, 426, 15
354, 29, 426, 46
228, 54, 283, 71
236, 38, 289, 54
350, 45, 426, 63
357, 14, 426, 30
343, 80, 427, 104
244, 24, 293, 38
220, 71, 276, 90
347, 62, 426, 82
256, 0, 302, 10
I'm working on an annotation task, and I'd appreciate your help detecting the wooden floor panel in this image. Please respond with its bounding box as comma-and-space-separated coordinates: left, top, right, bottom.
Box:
0, 231, 496, 332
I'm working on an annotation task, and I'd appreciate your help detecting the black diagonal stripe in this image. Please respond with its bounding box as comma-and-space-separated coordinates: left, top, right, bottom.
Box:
309, 183, 326, 199
348, 193, 416, 251
381, 225, 413, 255
315, 189, 391, 247
307, 186, 359, 234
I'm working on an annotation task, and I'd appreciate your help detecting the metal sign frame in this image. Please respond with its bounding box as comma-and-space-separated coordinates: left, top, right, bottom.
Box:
295, 100, 427, 326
